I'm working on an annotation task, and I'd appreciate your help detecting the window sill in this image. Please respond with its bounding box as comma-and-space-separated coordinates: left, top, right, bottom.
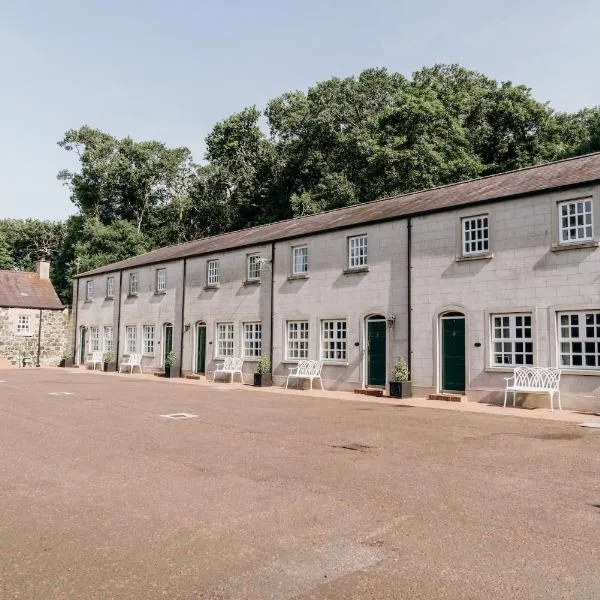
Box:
127, 294, 138, 299
84, 300, 93, 303
105, 296, 114, 301
288, 274, 309, 280
204, 284, 220, 290
14, 333, 33, 337
243, 279, 261, 286
343, 266, 369, 275
142, 353, 155, 357
154, 291, 166, 296
456, 252, 494, 263
243, 357, 260, 362
551, 240, 599, 252
485, 366, 523, 374
559, 368, 600, 376
322, 361, 348, 367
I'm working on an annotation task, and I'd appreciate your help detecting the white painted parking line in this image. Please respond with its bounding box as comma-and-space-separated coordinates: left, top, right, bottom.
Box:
48, 392, 74, 396
579, 422, 600, 428
160, 413, 198, 420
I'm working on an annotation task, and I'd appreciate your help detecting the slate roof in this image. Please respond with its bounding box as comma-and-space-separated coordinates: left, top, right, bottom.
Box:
0, 270, 64, 310
77, 151, 600, 278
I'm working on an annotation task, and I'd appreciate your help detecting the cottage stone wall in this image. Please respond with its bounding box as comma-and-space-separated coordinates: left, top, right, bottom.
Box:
0, 307, 72, 367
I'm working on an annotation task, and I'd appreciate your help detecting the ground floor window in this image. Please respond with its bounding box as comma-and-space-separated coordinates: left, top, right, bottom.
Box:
491, 314, 533, 366
217, 323, 234, 357
287, 321, 309, 359
143, 325, 155, 355
321, 319, 347, 361
558, 311, 600, 368
103, 326, 113, 353
90, 327, 100, 352
125, 326, 137, 354
243, 322, 262, 358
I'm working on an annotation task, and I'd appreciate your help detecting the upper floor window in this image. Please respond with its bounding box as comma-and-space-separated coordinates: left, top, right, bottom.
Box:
292, 245, 308, 275
559, 199, 593, 244
247, 254, 261, 281
106, 276, 115, 299
16, 315, 30, 335
321, 320, 347, 362
462, 215, 489, 255
207, 259, 220, 286
558, 311, 600, 369
86, 280, 94, 301
491, 314, 533, 367
348, 235, 368, 269
156, 269, 166, 293
129, 273, 138, 296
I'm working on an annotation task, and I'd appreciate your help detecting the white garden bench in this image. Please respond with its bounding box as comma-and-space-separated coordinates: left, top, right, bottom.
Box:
286, 360, 324, 390
119, 353, 142, 374
504, 366, 561, 411
212, 357, 244, 383
85, 351, 103, 370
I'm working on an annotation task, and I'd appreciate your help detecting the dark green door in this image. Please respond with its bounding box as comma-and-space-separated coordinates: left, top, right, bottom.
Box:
79, 328, 87, 364
196, 324, 206, 374
163, 324, 173, 366
367, 320, 386, 386
442, 317, 465, 392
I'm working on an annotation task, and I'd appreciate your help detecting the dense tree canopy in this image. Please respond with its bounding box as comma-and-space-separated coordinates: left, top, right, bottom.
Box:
2, 64, 599, 303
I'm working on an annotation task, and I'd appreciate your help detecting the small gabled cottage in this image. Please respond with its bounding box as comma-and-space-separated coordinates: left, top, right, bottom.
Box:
0, 261, 71, 367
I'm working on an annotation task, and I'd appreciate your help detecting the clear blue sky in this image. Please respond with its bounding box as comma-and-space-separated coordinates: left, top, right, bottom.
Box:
0, 0, 597, 220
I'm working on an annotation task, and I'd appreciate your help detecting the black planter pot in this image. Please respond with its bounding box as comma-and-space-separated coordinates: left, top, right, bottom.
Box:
60, 358, 73, 368
103, 362, 116, 373
164, 368, 171, 378
389, 381, 411, 398
254, 373, 272, 386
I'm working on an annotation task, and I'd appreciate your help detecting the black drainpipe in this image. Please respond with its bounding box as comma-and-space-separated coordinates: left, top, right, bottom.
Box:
179, 258, 187, 378
72, 278, 79, 362
115, 270, 123, 369
36, 308, 43, 367
407, 217, 412, 375
270, 242, 275, 372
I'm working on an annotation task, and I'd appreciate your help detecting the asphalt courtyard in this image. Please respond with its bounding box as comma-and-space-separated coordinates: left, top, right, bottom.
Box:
1, 369, 600, 599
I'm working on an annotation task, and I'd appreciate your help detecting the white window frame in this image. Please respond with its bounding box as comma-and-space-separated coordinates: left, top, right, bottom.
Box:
462, 215, 489, 256
129, 273, 138, 296
125, 326, 137, 354
247, 254, 261, 281
90, 326, 100, 352
103, 326, 113, 353
490, 313, 533, 367
558, 199, 593, 244
216, 323, 234, 358
286, 321, 309, 360
348, 235, 368, 269
16, 315, 31, 336
155, 269, 166, 293
243, 322, 262, 358
292, 245, 308, 275
207, 259, 220, 286
86, 280, 94, 301
320, 319, 347, 362
558, 311, 600, 369
142, 325, 155, 355
106, 276, 115, 299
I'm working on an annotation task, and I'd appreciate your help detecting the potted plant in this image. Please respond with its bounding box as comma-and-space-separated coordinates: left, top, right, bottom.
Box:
389, 357, 411, 398
59, 353, 73, 368
164, 350, 176, 378
253, 355, 272, 386
103, 352, 116, 372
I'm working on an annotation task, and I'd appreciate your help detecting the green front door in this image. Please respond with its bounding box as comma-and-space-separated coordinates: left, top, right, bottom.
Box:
367, 320, 386, 386
196, 324, 206, 374
441, 316, 465, 392
79, 328, 87, 364
163, 324, 173, 367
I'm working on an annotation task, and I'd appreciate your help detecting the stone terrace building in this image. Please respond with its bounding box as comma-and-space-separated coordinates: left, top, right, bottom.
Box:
73, 153, 600, 410
0, 261, 70, 367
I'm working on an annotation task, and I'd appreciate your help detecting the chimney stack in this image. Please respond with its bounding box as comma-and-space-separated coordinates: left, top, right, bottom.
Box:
36, 260, 50, 279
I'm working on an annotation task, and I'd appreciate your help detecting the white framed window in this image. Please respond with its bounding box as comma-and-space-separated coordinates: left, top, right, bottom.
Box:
216, 323, 234, 357
143, 325, 155, 355
207, 259, 219, 286
106, 276, 115, 299
156, 269, 166, 293
247, 254, 261, 281
86, 280, 94, 301
491, 314, 533, 367
90, 326, 100, 352
16, 315, 30, 335
558, 311, 600, 369
462, 215, 489, 255
125, 326, 137, 354
292, 245, 308, 275
286, 321, 309, 359
321, 320, 347, 361
103, 326, 113, 353
348, 235, 368, 269
558, 199, 593, 243
129, 273, 138, 295
243, 322, 262, 358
